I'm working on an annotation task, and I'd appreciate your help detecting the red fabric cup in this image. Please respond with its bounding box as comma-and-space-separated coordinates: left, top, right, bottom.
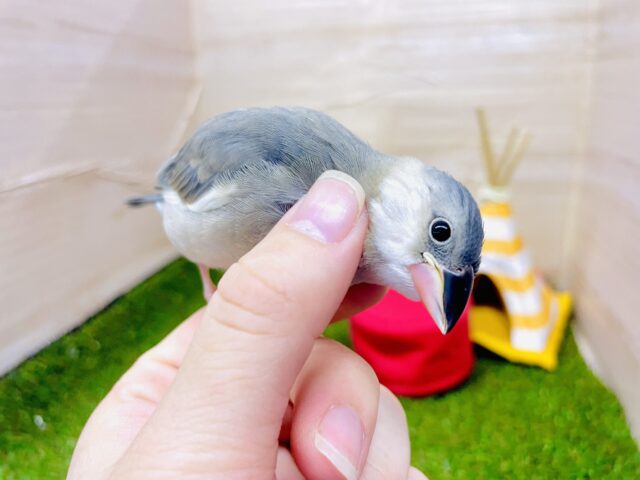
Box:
350, 289, 474, 397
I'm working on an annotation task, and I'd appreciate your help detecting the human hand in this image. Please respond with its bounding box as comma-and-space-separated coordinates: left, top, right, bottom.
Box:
68, 171, 427, 479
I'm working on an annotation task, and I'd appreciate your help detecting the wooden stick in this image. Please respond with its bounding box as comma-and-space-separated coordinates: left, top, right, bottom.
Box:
499, 131, 532, 186
497, 127, 519, 178
475, 108, 497, 186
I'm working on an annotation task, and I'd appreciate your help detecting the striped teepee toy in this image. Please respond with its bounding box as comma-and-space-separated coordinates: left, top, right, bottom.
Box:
469, 109, 572, 370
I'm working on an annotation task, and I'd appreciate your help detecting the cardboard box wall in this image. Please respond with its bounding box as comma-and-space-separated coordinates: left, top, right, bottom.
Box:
1, 0, 638, 439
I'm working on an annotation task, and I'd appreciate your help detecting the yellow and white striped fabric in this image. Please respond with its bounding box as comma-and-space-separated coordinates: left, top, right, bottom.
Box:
477, 201, 558, 353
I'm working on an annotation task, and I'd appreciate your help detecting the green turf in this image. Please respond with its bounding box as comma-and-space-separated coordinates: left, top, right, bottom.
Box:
1, 259, 638, 479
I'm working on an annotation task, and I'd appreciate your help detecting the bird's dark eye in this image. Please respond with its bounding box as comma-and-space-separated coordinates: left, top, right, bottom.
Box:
430, 219, 451, 243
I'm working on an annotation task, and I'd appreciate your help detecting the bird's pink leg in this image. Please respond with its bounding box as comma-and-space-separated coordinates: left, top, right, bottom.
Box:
198, 264, 216, 301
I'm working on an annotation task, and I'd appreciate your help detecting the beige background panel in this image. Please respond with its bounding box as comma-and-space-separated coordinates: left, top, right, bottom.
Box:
0, 174, 176, 371
0, 0, 197, 372
1, 0, 195, 184
571, 0, 640, 440
191, 0, 594, 280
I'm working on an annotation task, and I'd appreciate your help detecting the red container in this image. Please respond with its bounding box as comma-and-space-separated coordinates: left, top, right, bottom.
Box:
350, 290, 474, 397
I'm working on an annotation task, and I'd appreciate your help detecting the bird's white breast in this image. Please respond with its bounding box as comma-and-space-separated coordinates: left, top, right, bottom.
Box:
364, 157, 430, 299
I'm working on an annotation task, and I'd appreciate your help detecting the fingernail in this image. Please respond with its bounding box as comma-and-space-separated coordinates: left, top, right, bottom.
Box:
314, 405, 364, 480
287, 170, 365, 243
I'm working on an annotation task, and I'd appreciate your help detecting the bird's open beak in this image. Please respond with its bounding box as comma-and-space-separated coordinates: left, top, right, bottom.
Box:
409, 253, 475, 335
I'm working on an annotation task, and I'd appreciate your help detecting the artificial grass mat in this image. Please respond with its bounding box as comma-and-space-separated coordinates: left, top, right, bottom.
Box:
1, 259, 638, 479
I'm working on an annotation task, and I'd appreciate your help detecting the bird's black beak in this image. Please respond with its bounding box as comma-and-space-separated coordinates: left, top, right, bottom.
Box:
442, 266, 474, 333
409, 256, 475, 335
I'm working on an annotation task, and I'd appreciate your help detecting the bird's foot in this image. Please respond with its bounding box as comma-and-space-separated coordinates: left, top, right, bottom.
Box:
198, 264, 216, 301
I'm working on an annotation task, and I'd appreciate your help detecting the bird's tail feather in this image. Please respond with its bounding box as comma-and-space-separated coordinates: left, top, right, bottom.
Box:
126, 193, 163, 207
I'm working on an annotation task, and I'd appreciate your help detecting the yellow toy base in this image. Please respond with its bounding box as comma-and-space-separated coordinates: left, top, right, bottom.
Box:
469, 292, 573, 371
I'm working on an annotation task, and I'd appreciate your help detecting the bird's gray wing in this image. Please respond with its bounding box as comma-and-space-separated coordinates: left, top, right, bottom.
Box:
157, 107, 375, 205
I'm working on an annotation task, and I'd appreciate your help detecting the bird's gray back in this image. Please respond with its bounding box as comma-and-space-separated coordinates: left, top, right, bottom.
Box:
157, 107, 378, 203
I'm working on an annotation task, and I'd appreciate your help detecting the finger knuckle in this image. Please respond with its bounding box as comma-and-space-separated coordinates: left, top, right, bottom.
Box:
211, 260, 294, 336
112, 354, 176, 405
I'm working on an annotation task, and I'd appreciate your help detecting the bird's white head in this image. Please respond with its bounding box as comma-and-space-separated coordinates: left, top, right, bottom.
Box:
364, 158, 484, 334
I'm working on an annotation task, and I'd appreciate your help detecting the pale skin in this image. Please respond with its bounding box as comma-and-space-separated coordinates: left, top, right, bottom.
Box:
68, 173, 428, 480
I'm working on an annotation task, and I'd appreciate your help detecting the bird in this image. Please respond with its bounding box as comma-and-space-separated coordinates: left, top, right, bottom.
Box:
129, 106, 484, 334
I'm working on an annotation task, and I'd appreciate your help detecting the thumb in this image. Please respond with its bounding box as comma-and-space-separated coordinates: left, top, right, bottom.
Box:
113, 171, 368, 479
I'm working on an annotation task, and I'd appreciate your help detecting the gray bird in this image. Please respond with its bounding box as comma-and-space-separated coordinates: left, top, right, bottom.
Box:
129, 107, 484, 334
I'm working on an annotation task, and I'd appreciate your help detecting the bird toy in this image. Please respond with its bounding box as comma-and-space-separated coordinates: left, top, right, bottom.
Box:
470, 108, 572, 369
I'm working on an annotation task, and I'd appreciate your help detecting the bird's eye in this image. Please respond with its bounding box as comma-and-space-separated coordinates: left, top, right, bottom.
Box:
430, 219, 452, 243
